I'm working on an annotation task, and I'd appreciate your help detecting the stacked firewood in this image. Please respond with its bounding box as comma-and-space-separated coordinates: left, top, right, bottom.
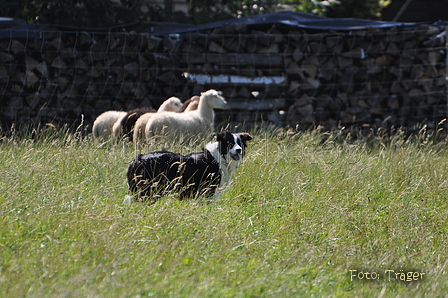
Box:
283, 25, 447, 132
0, 21, 446, 132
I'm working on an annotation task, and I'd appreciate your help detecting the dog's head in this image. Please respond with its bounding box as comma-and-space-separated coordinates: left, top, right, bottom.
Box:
216, 131, 253, 161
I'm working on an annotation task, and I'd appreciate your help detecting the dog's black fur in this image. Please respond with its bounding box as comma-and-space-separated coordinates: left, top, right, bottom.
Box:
127, 150, 221, 200
127, 131, 252, 201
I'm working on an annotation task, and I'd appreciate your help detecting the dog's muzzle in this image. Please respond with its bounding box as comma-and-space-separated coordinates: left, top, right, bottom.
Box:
230, 153, 241, 161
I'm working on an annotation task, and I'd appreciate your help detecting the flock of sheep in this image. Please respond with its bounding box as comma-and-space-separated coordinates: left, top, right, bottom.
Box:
92, 89, 228, 143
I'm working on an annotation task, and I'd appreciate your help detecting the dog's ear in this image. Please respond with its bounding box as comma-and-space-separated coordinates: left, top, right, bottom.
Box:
237, 132, 252, 148
239, 133, 253, 142
215, 131, 226, 141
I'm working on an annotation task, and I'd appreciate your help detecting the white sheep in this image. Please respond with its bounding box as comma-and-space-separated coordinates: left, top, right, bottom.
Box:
132, 97, 183, 142
92, 110, 127, 140
145, 89, 228, 141
183, 95, 200, 112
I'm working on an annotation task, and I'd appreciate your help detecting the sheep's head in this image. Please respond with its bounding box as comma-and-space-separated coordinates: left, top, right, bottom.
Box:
159, 96, 183, 112
201, 89, 228, 110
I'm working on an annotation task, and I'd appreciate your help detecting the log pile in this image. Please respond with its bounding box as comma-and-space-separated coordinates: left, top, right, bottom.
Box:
0, 31, 188, 128
0, 20, 446, 133
283, 25, 447, 132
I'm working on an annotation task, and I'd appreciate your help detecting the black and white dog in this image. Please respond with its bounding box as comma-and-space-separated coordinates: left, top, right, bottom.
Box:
126, 131, 253, 202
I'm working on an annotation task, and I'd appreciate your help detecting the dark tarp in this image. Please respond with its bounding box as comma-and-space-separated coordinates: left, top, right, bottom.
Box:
0, 11, 432, 40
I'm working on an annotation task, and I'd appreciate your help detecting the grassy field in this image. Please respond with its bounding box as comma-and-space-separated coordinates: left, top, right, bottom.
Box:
1, 126, 448, 297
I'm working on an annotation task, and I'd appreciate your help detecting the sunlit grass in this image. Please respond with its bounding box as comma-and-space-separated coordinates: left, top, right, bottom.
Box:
1, 126, 448, 297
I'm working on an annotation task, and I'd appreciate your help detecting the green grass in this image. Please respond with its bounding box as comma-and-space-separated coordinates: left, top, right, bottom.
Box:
1, 127, 448, 297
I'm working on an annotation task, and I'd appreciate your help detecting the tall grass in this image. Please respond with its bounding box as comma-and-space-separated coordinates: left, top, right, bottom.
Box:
1, 126, 448, 297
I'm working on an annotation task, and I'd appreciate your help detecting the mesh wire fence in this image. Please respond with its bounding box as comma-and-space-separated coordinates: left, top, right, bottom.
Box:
0, 22, 446, 133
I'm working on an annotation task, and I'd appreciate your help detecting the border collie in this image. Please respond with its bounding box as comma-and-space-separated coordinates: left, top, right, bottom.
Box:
126, 131, 253, 202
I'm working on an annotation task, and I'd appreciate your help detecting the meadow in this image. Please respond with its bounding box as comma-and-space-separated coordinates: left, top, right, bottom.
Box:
1, 125, 448, 297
